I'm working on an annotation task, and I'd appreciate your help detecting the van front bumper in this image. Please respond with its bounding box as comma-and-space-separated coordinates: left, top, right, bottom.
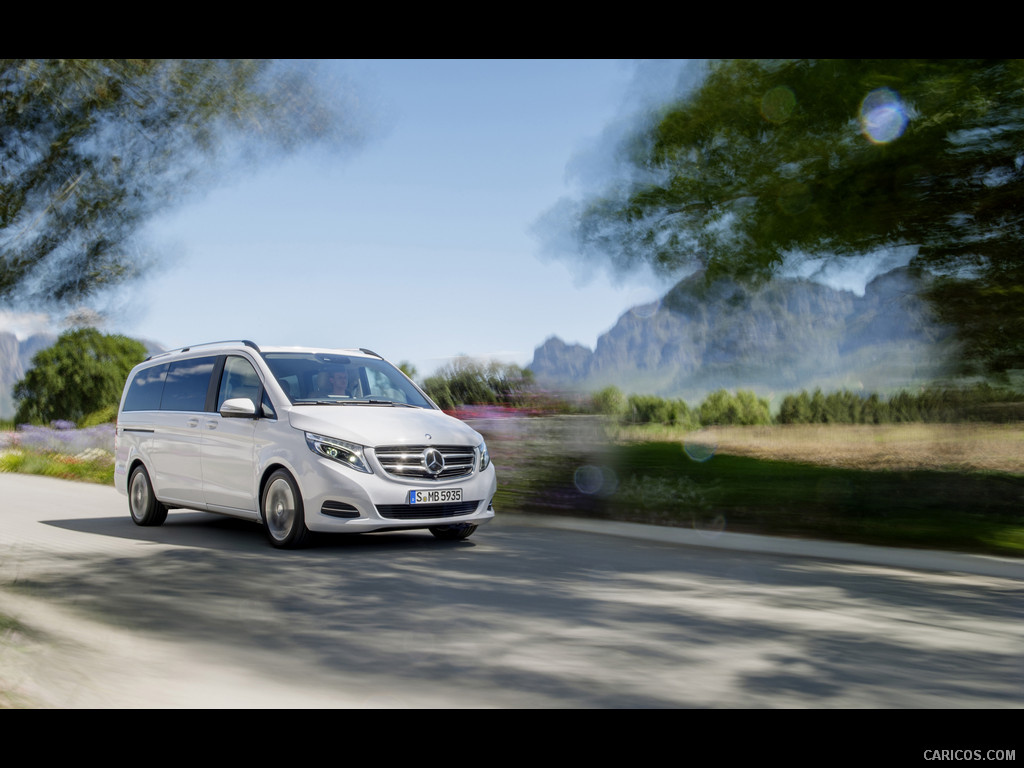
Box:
297, 454, 497, 534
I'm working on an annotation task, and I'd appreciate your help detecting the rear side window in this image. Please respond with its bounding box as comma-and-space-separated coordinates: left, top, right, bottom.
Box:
123, 363, 169, 412
160, 357, 217, 412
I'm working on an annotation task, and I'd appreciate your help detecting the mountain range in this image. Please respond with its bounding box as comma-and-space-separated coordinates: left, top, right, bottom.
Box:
529, 267, 958, 402
2, 268, 957, 420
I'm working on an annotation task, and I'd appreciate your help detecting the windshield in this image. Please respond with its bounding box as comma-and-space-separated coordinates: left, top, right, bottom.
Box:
262, 352, 434, 409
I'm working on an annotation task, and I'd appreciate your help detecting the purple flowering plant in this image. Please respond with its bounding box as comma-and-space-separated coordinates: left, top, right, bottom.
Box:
2, 422, 115, 455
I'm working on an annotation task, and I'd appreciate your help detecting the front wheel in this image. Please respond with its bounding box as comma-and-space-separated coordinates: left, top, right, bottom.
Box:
429, 523, 477, 541
128, 464, 168, 527
261, 469, 310, 549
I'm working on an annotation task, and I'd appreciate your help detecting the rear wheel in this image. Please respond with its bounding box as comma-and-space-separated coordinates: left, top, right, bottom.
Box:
429, 523, 477, 541
128, 465, 168, 527
261, 469, 310, 549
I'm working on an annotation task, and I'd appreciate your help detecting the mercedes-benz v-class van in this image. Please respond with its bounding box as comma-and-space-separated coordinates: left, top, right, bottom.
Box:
114, 341, 496, 548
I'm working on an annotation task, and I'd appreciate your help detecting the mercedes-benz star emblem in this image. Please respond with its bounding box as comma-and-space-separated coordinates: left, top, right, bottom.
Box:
423, 448, 445, 476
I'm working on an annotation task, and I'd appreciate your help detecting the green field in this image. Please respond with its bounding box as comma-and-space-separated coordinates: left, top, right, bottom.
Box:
604, 440, 1024, 556
483, 419, 1024, 558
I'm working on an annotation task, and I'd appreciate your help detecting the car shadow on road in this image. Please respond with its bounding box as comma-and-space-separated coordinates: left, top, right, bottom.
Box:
14, 514, 1024, 707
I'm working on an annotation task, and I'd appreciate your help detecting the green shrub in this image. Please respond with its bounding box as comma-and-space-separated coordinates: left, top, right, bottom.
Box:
422, 357, 534, 410
698, 389, 771, 426
591, 386, 627, 418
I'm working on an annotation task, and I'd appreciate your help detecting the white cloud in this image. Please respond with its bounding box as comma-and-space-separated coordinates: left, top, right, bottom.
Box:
0, 311, 54, 340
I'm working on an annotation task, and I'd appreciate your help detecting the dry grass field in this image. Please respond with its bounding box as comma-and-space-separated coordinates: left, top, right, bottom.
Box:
681, 423, 1024, 475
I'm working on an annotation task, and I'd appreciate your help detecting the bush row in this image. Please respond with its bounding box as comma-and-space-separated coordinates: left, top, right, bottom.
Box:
592, 387, 772, 427
776, 384, 1024, 424
425, 361, 1024, 426
553, 384, 1024, 427
602, 383, 1024, 427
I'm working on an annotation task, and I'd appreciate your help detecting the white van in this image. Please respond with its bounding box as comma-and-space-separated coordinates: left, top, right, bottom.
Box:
114, 341, 496, 548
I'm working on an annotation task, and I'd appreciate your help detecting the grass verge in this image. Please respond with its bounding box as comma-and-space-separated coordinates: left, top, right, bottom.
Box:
0, 449, 114, 485
605, 441, 1024, 557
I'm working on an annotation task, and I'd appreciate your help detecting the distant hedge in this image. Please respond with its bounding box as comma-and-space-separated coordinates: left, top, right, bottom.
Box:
776, 385, 1024, 424
590, 383, 1024, 427
424, 359, 1023, 426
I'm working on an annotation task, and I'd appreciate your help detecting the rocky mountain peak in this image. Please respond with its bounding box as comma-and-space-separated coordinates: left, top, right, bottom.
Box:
530, 267, 954, 401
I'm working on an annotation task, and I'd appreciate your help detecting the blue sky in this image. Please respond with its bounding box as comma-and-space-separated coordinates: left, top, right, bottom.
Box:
91, 59, 684, 379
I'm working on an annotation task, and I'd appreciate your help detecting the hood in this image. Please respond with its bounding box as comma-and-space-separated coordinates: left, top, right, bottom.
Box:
287, 405, 482, 447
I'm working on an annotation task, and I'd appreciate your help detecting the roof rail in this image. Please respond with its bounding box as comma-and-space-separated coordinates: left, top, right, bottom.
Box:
145, 339, 261, 362
359, 348, 383, 359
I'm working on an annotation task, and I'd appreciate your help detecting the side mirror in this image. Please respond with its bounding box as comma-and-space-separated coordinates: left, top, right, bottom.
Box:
220, 397, 257, 418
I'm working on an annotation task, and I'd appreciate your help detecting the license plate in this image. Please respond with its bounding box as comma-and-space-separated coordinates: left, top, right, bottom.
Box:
409, 489, 463, 504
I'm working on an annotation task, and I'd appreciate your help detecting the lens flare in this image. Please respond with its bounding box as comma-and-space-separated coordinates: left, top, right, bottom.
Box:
574, 465, 618, 496
684, 430, 717, 463
859, 88, 909, 144
761, 85, 796, 124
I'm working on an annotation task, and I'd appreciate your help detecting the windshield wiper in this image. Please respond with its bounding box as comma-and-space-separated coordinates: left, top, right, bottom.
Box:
347, 398, 420, 407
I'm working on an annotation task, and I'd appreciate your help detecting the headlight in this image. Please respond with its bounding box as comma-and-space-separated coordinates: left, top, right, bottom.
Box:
478, 440, 490, 472
305, 432, 372, 474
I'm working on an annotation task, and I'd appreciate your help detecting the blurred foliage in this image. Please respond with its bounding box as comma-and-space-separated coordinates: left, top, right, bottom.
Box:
0, 420, 115, 483
474, 415, 612, 517
80, 403, 119, 426
0, 447, 114, 484
777, 383, 1024, 424
469, 410, 1023, 556
450, 375, 1022, 427
423, 357, 535, 410
591, 388, 767, 427
626, 393, 700, 428
569, 59, 1024, 375
591, 385, 627, 418
13, 327, 145, 423
1, 59, 354, 307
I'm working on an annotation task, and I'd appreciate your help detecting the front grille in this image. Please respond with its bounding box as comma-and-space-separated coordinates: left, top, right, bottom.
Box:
374, 445, 475, 480
376, 500, 480, 520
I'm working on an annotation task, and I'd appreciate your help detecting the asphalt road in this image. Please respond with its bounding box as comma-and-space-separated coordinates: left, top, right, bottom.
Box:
1, 473, 1022, 708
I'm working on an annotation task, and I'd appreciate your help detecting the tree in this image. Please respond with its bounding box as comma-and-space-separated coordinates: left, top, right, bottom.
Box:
14, 327, 146, 424
1, 59, 360, 307
698, 389, 770, 426
591, 385, 627, 418
422, 357, 535, 410
565, 60, 1024, 374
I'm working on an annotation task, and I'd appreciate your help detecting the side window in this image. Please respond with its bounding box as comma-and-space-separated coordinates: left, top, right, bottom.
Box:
261, 391, 277, 420
160, 357, 217, 412
217, 356, 262, 411
123, 363, 168, 411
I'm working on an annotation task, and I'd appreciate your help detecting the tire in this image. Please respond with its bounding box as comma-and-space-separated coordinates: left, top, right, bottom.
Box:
128, 464, 168, 527
429, 523, 477, 541
261, 469, 310, 549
